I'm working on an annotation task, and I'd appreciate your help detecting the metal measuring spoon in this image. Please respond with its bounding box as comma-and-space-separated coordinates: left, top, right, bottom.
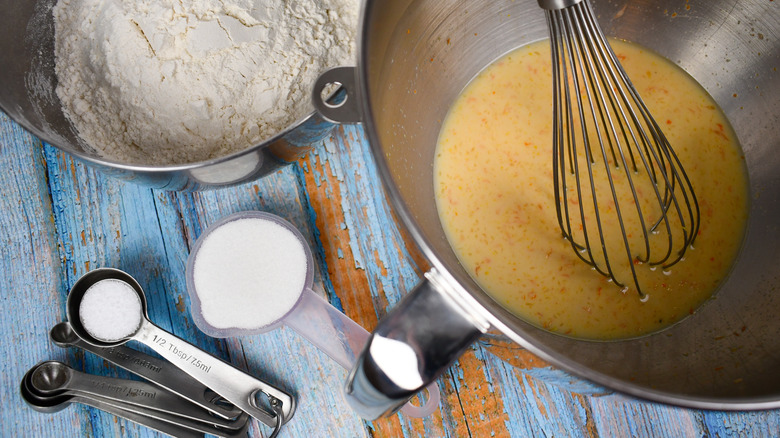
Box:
50, 321, 242, 420
29, 361, 248, 436
65, 268, 294, 428
20, 365, 204, 438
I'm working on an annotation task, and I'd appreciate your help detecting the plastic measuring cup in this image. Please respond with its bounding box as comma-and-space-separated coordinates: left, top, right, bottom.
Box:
185, 211, 440, 418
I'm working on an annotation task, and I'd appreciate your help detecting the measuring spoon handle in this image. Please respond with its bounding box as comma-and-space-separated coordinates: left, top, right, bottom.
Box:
52, 322, 241, 420
72, 393, 248, 438
71, 395, 205, 438
63, 368, 243, 430
135, 321, 295, 427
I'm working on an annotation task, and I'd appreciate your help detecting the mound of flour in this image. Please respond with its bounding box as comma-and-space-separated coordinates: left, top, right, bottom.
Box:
52, 0, 357, 165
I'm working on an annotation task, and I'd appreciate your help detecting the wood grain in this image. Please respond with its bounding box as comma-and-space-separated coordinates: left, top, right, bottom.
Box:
2, 110, 780, 437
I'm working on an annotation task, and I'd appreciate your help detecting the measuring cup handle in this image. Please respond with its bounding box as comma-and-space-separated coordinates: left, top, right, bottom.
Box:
284, 289, 367, 369
136, 322, 294, 427
344, 269, 489, 420
284, 288, 443, 418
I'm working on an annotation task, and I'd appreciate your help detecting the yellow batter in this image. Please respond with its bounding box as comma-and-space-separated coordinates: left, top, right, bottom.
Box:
434, 39, 748, 340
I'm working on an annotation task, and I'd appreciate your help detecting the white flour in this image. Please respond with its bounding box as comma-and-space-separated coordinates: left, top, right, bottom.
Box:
52, 0, 358, 165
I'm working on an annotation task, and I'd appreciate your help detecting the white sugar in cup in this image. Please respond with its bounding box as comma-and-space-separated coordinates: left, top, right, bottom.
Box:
187, 212, 311, 334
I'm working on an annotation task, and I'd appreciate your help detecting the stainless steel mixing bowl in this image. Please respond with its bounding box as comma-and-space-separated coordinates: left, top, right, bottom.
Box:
0, 0, 340, 190
314, 0, 780, 418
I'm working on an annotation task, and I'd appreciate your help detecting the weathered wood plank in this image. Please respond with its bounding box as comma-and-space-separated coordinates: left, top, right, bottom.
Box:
0, 110, 75, 436
1, 112, 162, 437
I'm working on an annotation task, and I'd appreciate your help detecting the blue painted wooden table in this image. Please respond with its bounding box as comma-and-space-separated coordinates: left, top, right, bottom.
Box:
1, 109, 778, 437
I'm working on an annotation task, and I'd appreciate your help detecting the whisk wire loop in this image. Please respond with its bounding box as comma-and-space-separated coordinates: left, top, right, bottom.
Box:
543, 0, 701, 298
552, 8, 619, 283
571, 3, 657, 274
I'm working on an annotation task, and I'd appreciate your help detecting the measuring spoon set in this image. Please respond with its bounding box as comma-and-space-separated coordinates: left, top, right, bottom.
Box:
22, 210, 441, 436
21, 268, 295, 437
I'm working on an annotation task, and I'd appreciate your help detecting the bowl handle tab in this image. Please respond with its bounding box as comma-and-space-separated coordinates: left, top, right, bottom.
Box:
312, 67, 363, 124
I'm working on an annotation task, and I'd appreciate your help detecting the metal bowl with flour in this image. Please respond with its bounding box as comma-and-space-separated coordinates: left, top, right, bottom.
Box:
311, 0, 780, 419
0, 0, 351, 190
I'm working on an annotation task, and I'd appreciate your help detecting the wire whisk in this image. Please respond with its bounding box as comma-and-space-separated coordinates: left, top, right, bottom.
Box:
538, 0, 700, 299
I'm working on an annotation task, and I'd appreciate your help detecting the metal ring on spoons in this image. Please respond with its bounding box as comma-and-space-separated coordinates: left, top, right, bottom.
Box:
65, 268, 295, 434
49, 321, 243, 421
20, 365, 204, 438
29, 360, 248, 435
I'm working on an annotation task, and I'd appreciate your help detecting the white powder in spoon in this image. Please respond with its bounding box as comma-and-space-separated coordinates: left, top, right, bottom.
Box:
79, 279, 143, 341
191, 217, 308, 330
52, 0, 358, 165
